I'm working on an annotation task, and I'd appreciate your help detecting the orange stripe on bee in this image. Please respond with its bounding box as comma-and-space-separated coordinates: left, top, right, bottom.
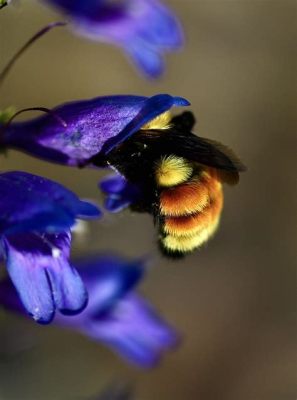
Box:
163, 183, 223, 237
164, 212, 212, 237
210, 184, 224, 221
159, 180, 209, 216
201, 169, 222, 193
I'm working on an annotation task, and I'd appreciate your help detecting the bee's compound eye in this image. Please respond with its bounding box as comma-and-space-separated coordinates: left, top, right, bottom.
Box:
155, 155, 193, 187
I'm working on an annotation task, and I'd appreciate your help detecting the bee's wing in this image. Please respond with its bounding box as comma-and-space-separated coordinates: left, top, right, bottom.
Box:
138, 129, 246, 185
192, 136, 246, 185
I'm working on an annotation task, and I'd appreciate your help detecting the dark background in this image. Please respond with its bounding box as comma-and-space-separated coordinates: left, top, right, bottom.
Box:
0, 1, 296, 399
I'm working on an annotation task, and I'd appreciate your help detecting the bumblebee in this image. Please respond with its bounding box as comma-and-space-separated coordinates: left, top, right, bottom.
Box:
93, 111, 245, 257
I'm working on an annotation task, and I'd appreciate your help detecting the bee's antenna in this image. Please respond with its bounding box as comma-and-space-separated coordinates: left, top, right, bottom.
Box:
0, 21, 67, 87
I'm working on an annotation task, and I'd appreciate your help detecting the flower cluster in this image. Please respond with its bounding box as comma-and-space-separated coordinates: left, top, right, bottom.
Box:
0, 254, 178, 367
0, 0, 187, 368
0, 0, 244, 376
0, 171, 101, 323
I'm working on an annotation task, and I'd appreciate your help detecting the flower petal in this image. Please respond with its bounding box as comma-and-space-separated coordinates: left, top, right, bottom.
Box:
125, 42, 165, 79
0, 254, 144, 319
99, 173, 141, 213
43, 0, 184, 78
0, 253, 178, 367
136, 0, 184, 49
42, 232, 88, 315
0, 171, 101, 235
75, 254, 145, 314
2, 234, 55, 323
3, 95, 189, 166
3, 96, 147, 166
87, 294, 179, 367
102, 94, 190, 154
2, 231, 87, 323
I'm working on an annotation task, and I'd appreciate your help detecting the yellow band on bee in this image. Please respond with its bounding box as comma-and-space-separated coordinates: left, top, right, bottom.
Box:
155, 155, 193, 187
163, 211, 212, 237
141, 111, 172, 130
162, 217, 220, 253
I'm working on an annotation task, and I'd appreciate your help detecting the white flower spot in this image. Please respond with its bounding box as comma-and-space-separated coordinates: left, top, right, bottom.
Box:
52, 248, 61, 258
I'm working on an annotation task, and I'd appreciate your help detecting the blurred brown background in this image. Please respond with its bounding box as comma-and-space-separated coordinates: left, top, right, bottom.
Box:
0, 1, 296, 399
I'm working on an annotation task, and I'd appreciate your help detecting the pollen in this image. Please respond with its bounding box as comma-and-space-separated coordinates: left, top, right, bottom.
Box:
141, 111, 172, 130
155, 156, 193, 187
159, 180, 209, 216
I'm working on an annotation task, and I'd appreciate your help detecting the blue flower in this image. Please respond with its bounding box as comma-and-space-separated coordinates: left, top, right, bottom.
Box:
1, 94, 189, 166
100, 172, 140, 213
43, 0, 184, 78
0, 170, 101, 323
0, 254, 179, 367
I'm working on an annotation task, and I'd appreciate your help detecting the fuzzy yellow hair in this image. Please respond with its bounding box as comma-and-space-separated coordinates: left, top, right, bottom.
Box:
162, 216, 220, 253
141, 111, 172, 130
163, 211, 212, 237
159, 179, 209, 216
155, 155, 193, 187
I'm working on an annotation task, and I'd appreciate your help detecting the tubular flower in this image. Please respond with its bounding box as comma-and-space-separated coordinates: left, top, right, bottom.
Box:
0, 255, 179, 367
99, 172, 141, 213
1, 94, 189, 166
0, 171, 101, 323
43, 0, 184, 78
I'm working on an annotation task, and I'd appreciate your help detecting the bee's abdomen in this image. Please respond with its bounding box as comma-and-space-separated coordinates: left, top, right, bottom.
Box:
158, 166, 223, 256
159, 180, 209, 216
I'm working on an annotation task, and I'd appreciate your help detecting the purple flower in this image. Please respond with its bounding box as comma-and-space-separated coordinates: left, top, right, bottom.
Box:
1, 94, 189, 166
100, 173, 140, 213
0, 171, 101, 323
43, 0, 184, 78
0, 254, 179, 367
